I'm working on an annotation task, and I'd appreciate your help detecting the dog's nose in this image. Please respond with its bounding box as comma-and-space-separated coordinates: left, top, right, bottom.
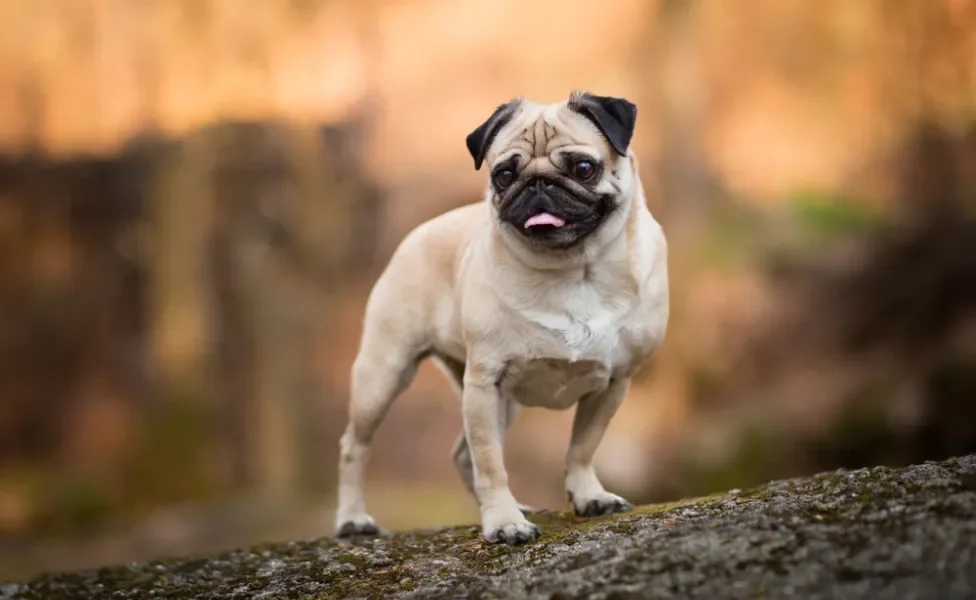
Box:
532, 179, 555, 193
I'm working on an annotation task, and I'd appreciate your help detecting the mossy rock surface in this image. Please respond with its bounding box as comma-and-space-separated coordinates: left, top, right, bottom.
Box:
3, 455, 976, 599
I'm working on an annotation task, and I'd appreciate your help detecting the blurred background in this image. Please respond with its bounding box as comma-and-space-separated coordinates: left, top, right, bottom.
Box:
0, 0, 974, 581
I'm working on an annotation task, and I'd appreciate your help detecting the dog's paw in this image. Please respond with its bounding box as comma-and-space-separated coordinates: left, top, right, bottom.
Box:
481, 507, 540, 545
569, 491, 633, 518
335, 514, 380, 538
485, 520, 540, 545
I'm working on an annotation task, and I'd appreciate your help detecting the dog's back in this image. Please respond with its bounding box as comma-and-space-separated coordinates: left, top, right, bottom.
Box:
356, 201, 485, 362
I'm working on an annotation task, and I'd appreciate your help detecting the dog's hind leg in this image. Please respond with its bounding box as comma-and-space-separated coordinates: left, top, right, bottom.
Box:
335, 321, 426, 537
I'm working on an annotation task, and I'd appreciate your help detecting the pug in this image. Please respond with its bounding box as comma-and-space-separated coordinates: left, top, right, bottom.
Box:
334, 91, 669, 545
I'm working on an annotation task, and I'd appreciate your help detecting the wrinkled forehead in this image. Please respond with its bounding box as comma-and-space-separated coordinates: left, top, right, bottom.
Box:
486, 101, 610, 168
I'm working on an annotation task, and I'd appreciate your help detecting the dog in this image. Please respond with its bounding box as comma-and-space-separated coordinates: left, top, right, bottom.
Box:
334, 91, 669, 545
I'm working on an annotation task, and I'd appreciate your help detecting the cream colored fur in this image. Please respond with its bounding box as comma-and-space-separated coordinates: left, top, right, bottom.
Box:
335, 95, 669, 545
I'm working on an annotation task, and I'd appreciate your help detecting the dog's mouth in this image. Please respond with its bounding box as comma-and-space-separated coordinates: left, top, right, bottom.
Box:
497, 177, 615, 249
524, 212, 567, 230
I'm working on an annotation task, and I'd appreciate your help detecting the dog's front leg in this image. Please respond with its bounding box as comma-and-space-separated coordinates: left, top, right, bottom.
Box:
565, 377, 634, 517
463, 362, 540, 545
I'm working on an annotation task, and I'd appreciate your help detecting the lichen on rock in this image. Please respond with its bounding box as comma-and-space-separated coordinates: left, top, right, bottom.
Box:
2, 455, 975, 599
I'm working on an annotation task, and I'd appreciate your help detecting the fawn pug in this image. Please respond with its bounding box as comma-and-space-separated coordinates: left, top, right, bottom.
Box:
335, 91, 669, 545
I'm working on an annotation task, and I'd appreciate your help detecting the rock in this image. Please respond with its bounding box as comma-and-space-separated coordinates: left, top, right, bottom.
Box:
2, 455, 975, 599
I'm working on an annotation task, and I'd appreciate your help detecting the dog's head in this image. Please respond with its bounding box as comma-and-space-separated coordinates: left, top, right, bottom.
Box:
465, 91, 638, 251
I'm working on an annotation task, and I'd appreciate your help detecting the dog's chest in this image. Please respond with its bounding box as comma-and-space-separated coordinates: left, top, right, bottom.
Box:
498, 280, 638, 410
527, 310, 619, 362
519, 280, 635, 363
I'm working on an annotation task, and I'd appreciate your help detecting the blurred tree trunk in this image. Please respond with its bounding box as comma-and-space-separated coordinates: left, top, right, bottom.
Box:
625, 0, 712, 441
207, 122, 326, 502
211, 197, 257, 491
240, 222, 298, 502
649, 0, 712, 227
208, 125, 295, 500
285, 125, 348, 496
148, 0, 218, 410
148, 132, 215, 406
207, 116, 368, 502
884, 0, 976, 221
135, 128, 220, 505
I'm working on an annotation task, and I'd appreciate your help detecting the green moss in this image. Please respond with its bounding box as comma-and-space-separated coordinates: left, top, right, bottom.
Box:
5, 455, 975, 599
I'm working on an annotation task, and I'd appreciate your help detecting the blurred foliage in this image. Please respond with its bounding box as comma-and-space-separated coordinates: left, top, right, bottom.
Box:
697, 203, 769, 269
788, 189, 888, 242
124, 399, 220, 510
28, 475, 113, 538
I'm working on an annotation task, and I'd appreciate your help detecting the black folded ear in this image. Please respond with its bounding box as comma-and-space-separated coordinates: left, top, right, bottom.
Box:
567, 91, 638, 156
465, 99, 520, 170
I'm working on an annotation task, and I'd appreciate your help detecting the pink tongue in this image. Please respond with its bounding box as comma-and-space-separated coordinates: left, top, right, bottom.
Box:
524, 212, 566, 229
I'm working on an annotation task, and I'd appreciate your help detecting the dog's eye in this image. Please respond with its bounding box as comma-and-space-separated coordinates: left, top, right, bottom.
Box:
572, 160, 596, 182
493, 168, 516, 188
